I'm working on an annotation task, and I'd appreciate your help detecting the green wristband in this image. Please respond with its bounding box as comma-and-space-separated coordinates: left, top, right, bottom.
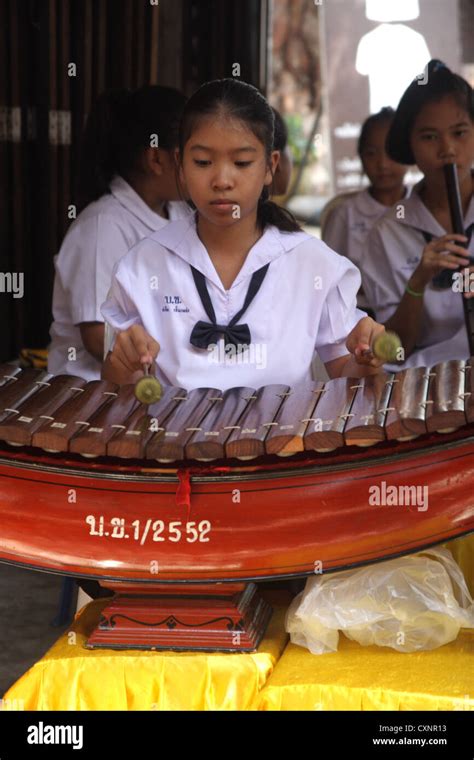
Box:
405, 284, 425, 298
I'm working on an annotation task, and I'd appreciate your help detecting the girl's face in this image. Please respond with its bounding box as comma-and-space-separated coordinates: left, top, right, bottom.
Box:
178, 116, 279, 227
360, 121, 406, 191
410, 95, 474, 183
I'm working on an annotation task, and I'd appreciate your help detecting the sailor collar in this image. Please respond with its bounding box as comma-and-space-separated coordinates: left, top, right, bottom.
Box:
151, 214, 311, 291
394, 176, 474, 238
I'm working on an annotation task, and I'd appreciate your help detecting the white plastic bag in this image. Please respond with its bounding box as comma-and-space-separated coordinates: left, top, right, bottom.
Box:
286, 547, 474, 654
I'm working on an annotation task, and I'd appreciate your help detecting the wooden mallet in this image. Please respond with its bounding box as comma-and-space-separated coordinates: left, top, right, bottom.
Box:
361, 330, 402, 363
134, 364, 162, 405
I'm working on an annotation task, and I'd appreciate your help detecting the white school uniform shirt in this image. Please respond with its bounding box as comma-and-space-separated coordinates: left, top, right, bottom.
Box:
101, 214, 366, 391
323, 188, 407, 311
48, 175, 192, 381
362, 179, 474, 370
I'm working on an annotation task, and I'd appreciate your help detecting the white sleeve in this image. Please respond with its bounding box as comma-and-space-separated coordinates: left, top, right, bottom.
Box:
54, 213, 132, 325
103, 321, 116, 359
315, 256, 367, 363
100, 262, 142, 333
362, 225, 402, 324
322, 203, 349, 258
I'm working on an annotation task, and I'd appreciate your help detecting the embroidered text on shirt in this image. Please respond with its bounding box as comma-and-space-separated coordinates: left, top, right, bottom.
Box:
162, 295, 190, 313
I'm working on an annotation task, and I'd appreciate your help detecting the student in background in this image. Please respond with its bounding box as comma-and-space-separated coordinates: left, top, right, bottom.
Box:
322, 108, 408, 312
363, 60, 474, 369
271, 106, 293, 197
48, 85, 190, 381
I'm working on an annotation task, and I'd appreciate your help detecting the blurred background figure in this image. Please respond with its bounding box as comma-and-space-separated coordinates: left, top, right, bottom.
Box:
48, 85, 190, 382
321, 107, 408, 313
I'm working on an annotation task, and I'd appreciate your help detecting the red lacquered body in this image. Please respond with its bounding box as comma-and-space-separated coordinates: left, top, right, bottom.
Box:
0, 430, 472, 584
1, 358, 473, 650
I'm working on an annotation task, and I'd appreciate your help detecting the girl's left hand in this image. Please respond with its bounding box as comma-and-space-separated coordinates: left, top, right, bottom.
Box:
346, 316, 386, 368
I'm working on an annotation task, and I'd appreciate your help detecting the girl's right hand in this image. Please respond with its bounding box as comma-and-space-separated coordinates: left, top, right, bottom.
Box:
412, 233, 470, 288
110, 324, 160, 375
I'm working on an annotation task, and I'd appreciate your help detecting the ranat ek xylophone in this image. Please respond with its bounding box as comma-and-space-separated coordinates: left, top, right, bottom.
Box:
0, 359, 473, 650
0, 359, 472, 462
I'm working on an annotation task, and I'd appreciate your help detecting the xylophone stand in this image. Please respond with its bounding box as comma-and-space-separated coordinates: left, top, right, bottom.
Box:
85, 581, 273, 653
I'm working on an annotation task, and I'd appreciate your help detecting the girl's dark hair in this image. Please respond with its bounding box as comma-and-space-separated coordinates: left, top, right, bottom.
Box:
77, 85, 187, 209
386, 59, 474, 165
357, 107, 395, 158
271, 106, 289, 152
177, 78, 301, 232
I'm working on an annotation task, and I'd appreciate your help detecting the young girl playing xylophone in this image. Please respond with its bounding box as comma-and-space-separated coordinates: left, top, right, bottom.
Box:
101, 78, 388, 390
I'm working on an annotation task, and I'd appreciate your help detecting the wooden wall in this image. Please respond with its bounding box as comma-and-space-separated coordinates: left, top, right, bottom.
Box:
0, 0, 161, 360
0, 0, 268, 362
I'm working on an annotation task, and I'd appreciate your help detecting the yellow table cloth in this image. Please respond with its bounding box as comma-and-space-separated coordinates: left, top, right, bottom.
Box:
255, 534, 474, 711
443, 533, 474, 596
255, 631, 474, 711
3, 591, 290, 711
4, 536, 472, 712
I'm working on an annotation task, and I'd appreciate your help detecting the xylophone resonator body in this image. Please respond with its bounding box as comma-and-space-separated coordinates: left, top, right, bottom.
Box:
0, 360, 473, 650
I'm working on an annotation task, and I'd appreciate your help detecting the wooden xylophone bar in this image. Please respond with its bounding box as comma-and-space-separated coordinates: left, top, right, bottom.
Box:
0, 359, 472, 462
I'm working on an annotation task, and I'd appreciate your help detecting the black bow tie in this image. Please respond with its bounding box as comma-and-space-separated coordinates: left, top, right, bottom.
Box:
189, 263, 270, 352
190, 321, 251, 350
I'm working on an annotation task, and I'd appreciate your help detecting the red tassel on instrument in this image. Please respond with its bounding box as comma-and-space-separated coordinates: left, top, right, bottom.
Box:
176, 467, 192, 517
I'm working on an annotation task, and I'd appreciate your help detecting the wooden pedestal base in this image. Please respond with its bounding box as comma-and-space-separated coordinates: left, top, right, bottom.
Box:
85, 582, 273, 652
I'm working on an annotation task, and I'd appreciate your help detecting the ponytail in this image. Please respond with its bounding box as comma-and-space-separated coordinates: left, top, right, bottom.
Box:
257, 185, 302, 233
77, 85, 187, 210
